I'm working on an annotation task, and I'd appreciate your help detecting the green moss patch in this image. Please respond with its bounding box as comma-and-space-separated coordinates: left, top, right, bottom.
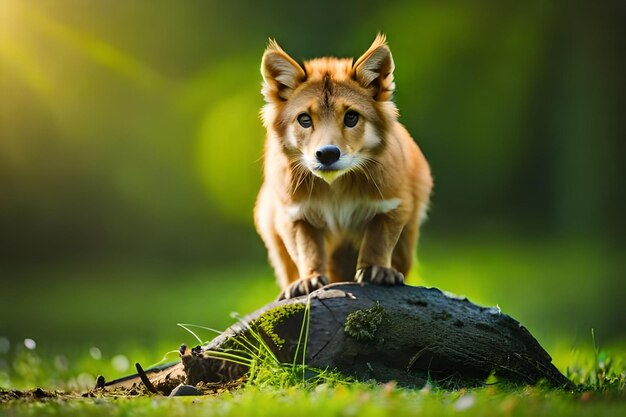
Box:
253, 303, 306, 348
344, 302, 385, 342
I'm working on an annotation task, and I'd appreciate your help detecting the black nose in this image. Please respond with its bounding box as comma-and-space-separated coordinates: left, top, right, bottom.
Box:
315, 145, 341, 166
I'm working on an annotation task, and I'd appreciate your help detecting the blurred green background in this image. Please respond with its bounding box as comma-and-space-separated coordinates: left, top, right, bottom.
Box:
0, 0, 624, 387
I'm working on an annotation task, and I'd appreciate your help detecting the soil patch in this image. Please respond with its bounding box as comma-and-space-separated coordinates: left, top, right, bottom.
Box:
0, 377, 245, 403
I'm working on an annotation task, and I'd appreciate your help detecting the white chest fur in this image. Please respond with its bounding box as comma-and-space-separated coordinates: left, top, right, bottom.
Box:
287, 197, 401, 232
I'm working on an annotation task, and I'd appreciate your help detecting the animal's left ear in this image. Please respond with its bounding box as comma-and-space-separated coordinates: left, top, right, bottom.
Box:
353, 34, 395, 101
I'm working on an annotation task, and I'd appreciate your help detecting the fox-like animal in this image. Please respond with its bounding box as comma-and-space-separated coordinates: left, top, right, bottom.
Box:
255, 34, 433, 299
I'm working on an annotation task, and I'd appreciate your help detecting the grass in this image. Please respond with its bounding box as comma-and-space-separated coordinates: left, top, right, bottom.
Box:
1, 341, 625, 417
1, 236, 625, 415
2, 385, 625, 417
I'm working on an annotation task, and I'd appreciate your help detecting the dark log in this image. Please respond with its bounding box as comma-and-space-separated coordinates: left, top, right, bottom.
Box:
106, 283, 572, 392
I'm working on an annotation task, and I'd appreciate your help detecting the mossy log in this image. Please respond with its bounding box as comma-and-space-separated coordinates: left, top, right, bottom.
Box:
106, 283, 571, 392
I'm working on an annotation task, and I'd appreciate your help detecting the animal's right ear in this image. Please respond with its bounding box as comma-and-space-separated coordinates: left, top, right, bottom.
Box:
261, 40, 306, 102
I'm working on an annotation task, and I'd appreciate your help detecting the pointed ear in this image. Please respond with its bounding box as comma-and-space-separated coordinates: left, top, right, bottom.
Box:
353, 34, 395, 101
261, 40, 306, 102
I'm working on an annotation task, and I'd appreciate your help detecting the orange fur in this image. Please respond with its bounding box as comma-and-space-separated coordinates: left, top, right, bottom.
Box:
255, 34, 433, 299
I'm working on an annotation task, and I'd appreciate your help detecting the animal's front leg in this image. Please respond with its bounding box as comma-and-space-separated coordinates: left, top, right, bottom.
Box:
278, 220, 329, 300
356, 214, 405, 285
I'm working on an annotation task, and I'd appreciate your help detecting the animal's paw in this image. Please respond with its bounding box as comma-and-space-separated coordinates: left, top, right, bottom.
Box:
277, 275, 330, 300
355, 266, 404, 286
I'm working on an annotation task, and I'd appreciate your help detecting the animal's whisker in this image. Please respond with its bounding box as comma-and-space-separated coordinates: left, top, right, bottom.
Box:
354, 158, 385, 199
290, 160, 310, 192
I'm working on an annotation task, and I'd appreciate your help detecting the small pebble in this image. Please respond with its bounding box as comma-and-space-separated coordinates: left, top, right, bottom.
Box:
169, 384, 201, 397
33, 388, 47, 398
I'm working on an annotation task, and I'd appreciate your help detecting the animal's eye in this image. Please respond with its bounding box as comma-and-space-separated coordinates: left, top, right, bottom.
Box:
297, 113, 313, 128
344, 111, 359, 128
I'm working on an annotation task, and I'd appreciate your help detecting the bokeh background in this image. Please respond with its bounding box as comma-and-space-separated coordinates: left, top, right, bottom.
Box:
1, 0, 624, 387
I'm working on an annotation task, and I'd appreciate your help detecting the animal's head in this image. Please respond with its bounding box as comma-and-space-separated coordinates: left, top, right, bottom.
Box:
260, 34, 398, 184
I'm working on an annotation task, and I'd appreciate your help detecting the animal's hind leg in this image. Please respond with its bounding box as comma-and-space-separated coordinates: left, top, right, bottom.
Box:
328, 240, 358, 283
